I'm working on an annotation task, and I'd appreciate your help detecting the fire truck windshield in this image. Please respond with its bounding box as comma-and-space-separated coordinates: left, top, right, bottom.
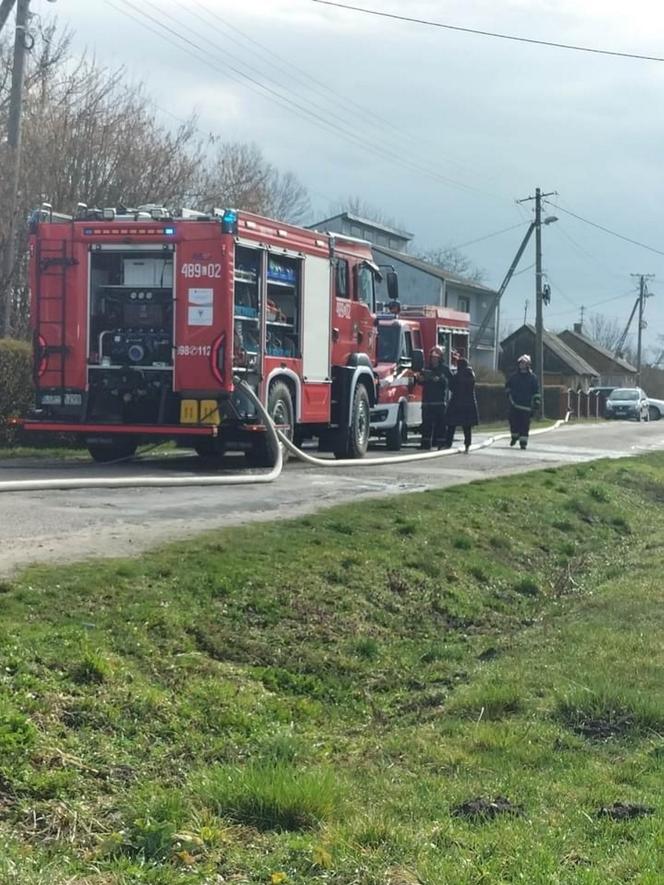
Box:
377, 324, 401, 363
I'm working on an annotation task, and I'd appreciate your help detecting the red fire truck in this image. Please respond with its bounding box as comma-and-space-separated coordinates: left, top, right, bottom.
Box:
371, 306, 470, 449
24, 205, 396, 463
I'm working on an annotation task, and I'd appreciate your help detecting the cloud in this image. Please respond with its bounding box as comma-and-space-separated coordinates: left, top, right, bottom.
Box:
45, 0, 664, 347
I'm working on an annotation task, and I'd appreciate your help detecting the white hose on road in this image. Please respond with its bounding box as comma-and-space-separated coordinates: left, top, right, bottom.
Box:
0, 381, 282, 493
279, 414, 571, 467
0, 377, 570, 493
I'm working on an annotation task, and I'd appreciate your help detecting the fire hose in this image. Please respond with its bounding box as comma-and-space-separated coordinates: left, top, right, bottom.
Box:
0, 380, 570, 493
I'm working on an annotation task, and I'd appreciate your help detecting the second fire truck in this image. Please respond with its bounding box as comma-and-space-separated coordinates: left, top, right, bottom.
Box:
371, 305, 470, 449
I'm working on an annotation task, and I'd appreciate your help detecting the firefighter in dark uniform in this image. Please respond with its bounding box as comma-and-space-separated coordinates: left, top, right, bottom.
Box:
419, 345, 453, 449
505, 354, 541, 449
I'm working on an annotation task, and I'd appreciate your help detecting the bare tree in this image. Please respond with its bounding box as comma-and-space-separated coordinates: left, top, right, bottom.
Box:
198, 142, 310, 224
414, 246, 486, 283
0, 21, 310, 336
586, 313, 622, 351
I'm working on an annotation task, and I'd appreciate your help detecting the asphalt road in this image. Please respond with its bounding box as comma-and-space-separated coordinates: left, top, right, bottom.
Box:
1, 420, 663, 576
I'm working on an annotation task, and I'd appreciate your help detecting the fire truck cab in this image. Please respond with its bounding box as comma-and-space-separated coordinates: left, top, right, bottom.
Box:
371, 306, 470, 450
25, 205, 388, 464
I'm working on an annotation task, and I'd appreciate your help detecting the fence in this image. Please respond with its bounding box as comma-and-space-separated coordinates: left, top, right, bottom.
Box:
565, 389, 604, 419
476, 385, 569, 423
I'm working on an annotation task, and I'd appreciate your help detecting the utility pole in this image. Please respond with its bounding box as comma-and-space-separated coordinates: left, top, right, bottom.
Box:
0, 0, 17, 34
516, 188, 557, 419
1, 0, 30, 337
534, 188, 544, 414
632, 273, 655, 384
579, 305, 585, 330
472, 220, 536, 368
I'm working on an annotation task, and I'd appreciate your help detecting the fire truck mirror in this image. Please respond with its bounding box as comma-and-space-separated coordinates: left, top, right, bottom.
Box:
412, 349, 425, 373
386, 271, 399, 303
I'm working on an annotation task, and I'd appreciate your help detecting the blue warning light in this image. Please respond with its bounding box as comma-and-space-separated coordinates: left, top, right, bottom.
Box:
221, 209, 238, 234
163, 226, 176, 236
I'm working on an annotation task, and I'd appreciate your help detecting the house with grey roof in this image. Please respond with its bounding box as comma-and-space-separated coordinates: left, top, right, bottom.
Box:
500, 324, 599, 391
309, 213, 499, 368
558, 324, 637, 387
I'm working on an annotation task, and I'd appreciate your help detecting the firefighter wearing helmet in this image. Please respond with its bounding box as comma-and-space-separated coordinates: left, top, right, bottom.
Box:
505, 354, 541, 449
417, 344, 453, 449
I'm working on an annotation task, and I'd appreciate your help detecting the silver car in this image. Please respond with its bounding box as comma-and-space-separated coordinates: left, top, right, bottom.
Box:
605, 387, 650, 421
646, 396, 664, 421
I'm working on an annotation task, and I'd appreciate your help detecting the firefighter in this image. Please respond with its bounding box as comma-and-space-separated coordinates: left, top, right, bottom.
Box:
444, 356, 479, 452
418, 345, 453, 449
505, 354, 541, 449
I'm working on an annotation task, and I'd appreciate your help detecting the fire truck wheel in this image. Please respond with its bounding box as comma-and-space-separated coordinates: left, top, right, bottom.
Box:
246, 381, 294, 467
334, 383, 371, 459
385, 406, 407, 451
86, 436, 138, 463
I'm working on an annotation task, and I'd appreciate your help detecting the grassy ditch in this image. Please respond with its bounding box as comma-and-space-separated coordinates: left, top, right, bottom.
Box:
0, 456, 662, 883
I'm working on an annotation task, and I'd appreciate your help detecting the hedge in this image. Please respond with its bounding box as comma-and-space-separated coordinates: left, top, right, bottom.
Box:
0, 338, 33, 444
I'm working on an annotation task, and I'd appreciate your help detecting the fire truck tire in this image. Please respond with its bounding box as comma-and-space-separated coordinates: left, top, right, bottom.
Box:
86, 436, 138, 463
246, 381, 294, 467
333, 383, 371, 460
385, 406, 407, 451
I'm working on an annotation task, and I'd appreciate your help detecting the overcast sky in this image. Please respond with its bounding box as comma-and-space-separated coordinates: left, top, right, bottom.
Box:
33, 0, 664, 353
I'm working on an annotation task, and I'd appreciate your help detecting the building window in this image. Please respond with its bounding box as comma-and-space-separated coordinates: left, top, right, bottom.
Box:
458, 295, 470, 313
389, 238, 400, 250
351, 225, 362, 237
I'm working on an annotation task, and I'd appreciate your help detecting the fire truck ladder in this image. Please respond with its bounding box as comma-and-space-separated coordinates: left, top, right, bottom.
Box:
35, 240, 77, 390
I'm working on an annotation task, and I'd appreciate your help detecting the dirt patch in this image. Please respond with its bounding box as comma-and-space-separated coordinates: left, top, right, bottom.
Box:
597, 803, 654, 821
452, 795, 523, 820
572, 715, 635, 740
477, 646, 499, 661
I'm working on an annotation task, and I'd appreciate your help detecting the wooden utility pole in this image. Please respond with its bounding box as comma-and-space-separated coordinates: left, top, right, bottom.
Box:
1, 0, 30, 336
516, 187, 557, 418
632, 273, 655, 384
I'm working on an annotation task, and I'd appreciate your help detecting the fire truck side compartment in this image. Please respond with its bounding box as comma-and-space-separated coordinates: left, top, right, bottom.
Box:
87, 248, 177, 424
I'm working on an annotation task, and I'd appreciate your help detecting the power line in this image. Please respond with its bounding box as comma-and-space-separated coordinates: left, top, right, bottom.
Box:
545, 201, 664, 257
108, 0, 495, 201
190, 0, 504, 198
448, 221, 526, 251
311, 0, 664, 64
549, 222, 627, 284
546, 288, 637, 319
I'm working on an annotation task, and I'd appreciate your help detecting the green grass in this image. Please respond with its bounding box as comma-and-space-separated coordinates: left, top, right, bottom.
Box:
0, 441, 179, 462
0, 456, 663, 882
0, 444, 89, 460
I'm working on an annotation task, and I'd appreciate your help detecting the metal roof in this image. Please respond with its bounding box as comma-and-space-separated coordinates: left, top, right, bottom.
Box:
559, 328, 637, 374
373, 245, 498, 294
502, 324, 599, 376
309, 212, 414, 241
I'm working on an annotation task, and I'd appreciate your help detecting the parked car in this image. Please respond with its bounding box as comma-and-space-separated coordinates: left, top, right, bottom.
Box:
605, 387, 650, 421
646, 396, 664, 421
589, 386, 617, 398
588, 386, 618, 418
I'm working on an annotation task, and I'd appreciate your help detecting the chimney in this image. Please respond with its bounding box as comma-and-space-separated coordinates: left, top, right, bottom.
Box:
573, 322, 583, 334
